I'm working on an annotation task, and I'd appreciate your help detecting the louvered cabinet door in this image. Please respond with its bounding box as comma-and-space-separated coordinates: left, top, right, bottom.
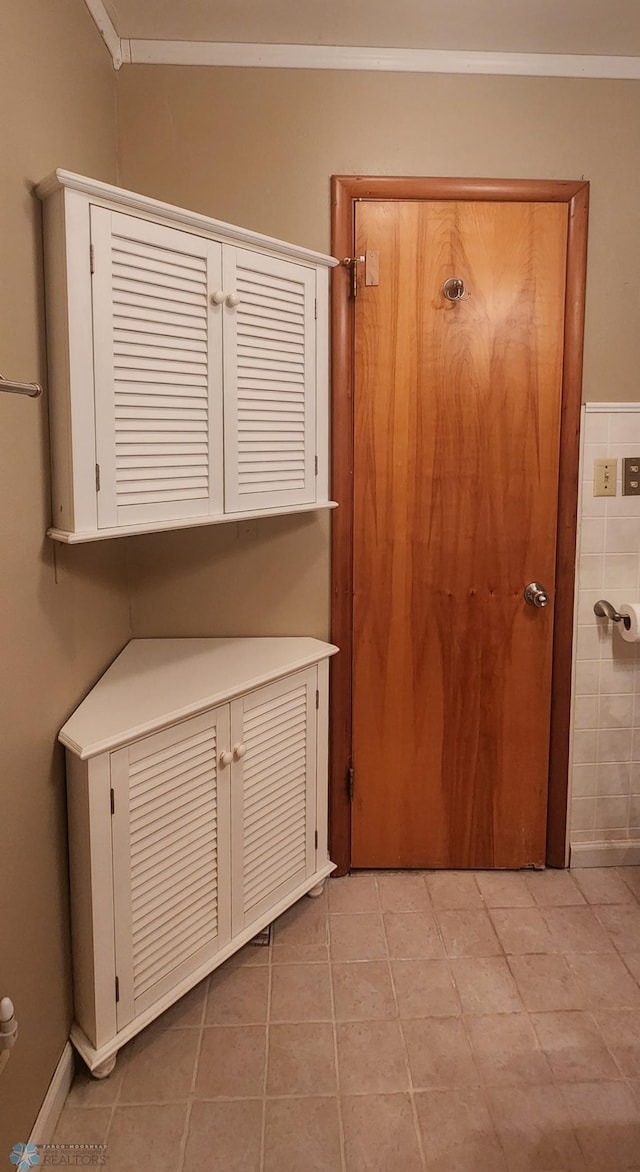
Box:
110, 707, 231, 1027
230, 669, 318, 933
222, 248, 317, 513
91, 208, 224, 529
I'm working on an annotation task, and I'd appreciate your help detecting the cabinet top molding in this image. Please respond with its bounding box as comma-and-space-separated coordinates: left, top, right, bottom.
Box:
60, 637, 339, 760
36, 170, 339, 270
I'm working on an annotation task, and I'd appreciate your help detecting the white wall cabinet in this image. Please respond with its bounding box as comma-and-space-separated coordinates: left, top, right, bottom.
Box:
60, 637, 337, 1074
37, 171, 337, 543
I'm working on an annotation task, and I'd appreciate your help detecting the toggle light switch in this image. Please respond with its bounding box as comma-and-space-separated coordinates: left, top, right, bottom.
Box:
623, 457, 640, 496
594, 457, 617, 497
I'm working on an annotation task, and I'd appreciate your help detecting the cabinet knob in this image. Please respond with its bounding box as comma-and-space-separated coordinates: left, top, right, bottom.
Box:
209, 290, 225, 306
226, 292, 241, 308
233, 743, 247, 761
219, 749, 233, 768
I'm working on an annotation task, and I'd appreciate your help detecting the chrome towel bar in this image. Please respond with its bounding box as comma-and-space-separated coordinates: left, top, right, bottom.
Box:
0, 372, 42, 398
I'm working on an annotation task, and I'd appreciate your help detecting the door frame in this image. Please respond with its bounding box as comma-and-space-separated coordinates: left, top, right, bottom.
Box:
330, 175, 589, 875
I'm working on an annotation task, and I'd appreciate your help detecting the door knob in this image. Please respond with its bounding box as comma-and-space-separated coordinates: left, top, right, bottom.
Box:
209, 290, 225, 305
226, 292, 241, 308
524, 582, 550, 608
233, 743, 247, 761
219, 749, 234, 768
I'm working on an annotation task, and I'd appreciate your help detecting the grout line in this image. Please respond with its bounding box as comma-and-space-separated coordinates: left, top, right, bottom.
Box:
259, 922, 274, 1172
554, 1081, 594, 1167
175, 1100, 193, 1172
378, 875, 428, 1171
103, 1031, 128, 1142
447, 935, 511, 1169
325, 892, 347, 1172
175, 976, 211, 1172
585, 1008, 630, 1083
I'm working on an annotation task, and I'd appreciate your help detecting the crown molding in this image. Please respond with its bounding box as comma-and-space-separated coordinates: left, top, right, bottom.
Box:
127, 40, 640, 80
83, 0, 131, 68
80, 2, 640, 80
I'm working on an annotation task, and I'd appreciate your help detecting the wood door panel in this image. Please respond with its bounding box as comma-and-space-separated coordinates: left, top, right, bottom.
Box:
352, 201, 568, 869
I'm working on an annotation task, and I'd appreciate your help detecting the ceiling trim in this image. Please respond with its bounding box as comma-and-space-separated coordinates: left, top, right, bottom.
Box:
79, 3, 640, 80
126, 39, 640, 79
83, 0, 127, 68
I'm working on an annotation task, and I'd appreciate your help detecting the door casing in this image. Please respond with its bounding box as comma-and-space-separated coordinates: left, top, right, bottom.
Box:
330, 175, 589, 876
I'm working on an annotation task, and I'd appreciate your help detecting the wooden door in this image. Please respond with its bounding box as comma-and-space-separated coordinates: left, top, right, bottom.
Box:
352, 200, 568, 869
230, 669, 317, 932
222, 247, 317, 513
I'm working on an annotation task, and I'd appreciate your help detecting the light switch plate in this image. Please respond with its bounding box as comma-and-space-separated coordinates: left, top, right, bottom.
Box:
622, 457, 640, 495
593, 457, 617, 497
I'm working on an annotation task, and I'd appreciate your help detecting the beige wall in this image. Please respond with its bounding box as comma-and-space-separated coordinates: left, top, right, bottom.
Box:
0, 0, 128, 1147
116, 67, 640, 639
3, 52, 639, 1138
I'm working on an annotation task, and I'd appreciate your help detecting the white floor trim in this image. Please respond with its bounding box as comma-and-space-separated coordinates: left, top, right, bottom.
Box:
570, 841, 640, 868
29, 1042, 74, 1145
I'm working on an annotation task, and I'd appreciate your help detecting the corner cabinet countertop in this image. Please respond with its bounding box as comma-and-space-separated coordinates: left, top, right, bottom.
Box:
60, 637, 339, 761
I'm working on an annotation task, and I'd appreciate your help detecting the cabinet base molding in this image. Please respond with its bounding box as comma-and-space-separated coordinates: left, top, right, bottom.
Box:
71, 860, 335, 1075
48, 501, 338, 544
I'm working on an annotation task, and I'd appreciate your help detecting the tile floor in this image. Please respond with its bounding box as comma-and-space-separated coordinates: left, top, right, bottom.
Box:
54, 867, 640, 1171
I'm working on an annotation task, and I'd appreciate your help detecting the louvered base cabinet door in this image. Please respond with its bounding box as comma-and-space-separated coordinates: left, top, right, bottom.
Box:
230, 668, 318, 931
110, 707, 232, 1028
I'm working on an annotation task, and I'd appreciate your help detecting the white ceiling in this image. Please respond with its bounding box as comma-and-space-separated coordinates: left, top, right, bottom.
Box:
101, 0, 640, 57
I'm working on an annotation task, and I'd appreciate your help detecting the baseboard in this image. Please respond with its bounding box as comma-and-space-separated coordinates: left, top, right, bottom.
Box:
29, 1042, 74, 1144
570, 841, 640, 868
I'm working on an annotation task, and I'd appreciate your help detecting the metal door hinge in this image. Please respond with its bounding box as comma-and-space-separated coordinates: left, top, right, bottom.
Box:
90, 244, 95, 275
341, 256, 364, 300
314, 830, 318, 850
95, 463, 101, 492
110, 788, 115, 816
315, 455, 318, 476
314, 297, 317, 320
316, 689, 319, 709
115, 976, 120, 1003
347, 766, 355, 802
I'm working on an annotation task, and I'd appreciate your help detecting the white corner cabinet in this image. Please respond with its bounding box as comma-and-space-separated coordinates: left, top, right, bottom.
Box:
60, 637, 337, 1074
36, 171, 338, 543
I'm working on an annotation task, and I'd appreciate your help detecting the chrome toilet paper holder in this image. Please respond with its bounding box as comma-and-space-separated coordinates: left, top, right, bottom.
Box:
594, 599, 631, 629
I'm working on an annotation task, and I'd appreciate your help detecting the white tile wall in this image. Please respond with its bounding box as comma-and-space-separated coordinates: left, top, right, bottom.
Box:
570, 406, 640, 864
